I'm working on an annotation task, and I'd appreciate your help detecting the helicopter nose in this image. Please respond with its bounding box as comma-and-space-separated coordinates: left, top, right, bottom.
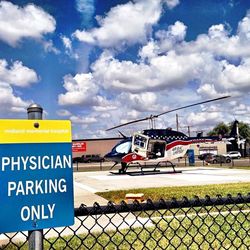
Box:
104, 152, 113, 161
104, 152, 121, 163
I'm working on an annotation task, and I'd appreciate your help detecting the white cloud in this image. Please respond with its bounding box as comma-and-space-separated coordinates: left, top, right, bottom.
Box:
0, 59, 38, 87
58, 73, 99, 106
74, 30, 95, 43
149, 51, 203, 86
156, 21, 187, 42
186, 111, 222, 127
153, 21, 187, 53
100, 113, 111, 119
92, 50, 204, 93
42, 39, 60, 54
92, 105, 117, 112
0, 1, 56, 46
76, 0, 95, 27
92, 96, 117, 111
179, 12, 250, 59
218, 59, 250, 91
126, 110, 141, 119
90, 11, 250, 97
237, 11, 250, 40
197, 84, 220, 98
61, 36, 72, 51
74, 0, 162, 48
139, 40, 160, 62
92, 52, 154, 92
158, 88, 201, 109
167, 20, 187, 40
118, 92, 158, 112
0, 82, 30, 115
208, 24, 229, 39
164, 0, 180, 9
70, 115, 97, 124
61, 35, 79, 59
57, 109, 72, 117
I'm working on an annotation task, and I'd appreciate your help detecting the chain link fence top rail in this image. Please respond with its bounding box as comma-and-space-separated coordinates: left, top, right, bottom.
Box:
1, 193, 250, 249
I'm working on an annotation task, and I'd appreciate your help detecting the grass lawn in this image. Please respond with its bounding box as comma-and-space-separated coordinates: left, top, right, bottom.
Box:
6, 203, 249, 250
208, 164, 250, 170
96, 182, 250, 204
4, 180, 250, 249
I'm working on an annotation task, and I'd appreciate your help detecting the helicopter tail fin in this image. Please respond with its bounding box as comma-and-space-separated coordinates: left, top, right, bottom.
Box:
229, 120, 239, 138
118, 130, 127, 139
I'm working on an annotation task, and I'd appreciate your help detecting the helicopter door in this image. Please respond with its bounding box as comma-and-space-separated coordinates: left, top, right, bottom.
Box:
132, 133, 150, 158
147, 140, 166, 159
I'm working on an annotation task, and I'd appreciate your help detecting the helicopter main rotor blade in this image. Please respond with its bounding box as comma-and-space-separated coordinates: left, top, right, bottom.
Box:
106, 95, 230, 131
106, 117, 150, 131
155, 95, 230, 118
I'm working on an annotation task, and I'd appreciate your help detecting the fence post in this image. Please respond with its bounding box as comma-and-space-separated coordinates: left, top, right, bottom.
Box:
27, 104, 44, 250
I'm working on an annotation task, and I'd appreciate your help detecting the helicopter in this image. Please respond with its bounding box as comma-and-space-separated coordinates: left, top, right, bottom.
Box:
104, 95, 240, 174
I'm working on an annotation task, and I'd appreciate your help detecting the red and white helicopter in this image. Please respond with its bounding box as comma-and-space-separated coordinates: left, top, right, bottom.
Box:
104, 96, 237, 174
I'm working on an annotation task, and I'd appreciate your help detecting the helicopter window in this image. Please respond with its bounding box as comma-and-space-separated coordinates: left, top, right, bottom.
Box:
115, 141, 132, 154
134, 135, 147, 149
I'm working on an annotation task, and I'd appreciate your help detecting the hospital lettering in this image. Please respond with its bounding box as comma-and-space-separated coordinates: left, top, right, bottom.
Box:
172, 146, 184, 155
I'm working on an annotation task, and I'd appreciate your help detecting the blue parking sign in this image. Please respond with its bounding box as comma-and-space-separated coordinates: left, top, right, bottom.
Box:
0, 120, 74, 233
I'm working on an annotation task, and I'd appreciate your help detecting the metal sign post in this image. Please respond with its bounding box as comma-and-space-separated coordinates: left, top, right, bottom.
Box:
27, 104, 43, 250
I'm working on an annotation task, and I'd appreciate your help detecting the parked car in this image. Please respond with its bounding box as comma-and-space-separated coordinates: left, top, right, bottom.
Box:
82, 154, 105, 163
223, 151, 241, 159
205, 154, 231, 164
73, 154, 105, 163
73, 157, 83, 163
198, 153, 215, 161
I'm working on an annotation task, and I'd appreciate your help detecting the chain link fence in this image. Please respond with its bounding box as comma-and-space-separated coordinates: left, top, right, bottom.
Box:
1, 193, 250, 249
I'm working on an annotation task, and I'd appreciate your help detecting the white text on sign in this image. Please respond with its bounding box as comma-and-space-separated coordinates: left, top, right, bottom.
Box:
21, 204, 55, 221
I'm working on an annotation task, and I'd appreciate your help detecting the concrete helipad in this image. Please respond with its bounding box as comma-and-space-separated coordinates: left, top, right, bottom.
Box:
73, 167, 250, 206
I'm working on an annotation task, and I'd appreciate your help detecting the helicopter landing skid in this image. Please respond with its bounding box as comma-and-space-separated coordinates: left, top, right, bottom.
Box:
110, 161, 182, 175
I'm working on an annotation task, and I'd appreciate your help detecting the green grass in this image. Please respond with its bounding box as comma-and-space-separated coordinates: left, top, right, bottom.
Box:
96, 182, 250, 204
3, 183, 250, 249
4, 207, 250, 249
234, 166, 250, 170
207, 164, 250, 170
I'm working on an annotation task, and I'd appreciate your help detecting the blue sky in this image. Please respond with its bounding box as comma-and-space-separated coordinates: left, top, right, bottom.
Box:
1, 0, 250, 139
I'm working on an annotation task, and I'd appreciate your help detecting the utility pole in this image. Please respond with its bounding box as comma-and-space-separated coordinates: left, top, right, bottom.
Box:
176, 114, 179, 131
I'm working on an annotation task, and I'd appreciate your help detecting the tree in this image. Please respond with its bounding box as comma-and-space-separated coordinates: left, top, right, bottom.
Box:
235, 121, 250, 142
207, 122, 230, 136
208, 121, 250, 142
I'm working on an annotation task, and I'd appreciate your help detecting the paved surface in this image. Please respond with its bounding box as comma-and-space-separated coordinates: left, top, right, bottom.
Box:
74, 181, 108, 207
73, 166, 250, 206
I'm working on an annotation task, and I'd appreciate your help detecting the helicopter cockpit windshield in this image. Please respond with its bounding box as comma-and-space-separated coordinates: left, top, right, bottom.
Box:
104, 138, 132, 163
115, 140, 132, 154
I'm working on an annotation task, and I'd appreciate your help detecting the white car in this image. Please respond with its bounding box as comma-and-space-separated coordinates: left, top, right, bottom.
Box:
223, 151, 241, 159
